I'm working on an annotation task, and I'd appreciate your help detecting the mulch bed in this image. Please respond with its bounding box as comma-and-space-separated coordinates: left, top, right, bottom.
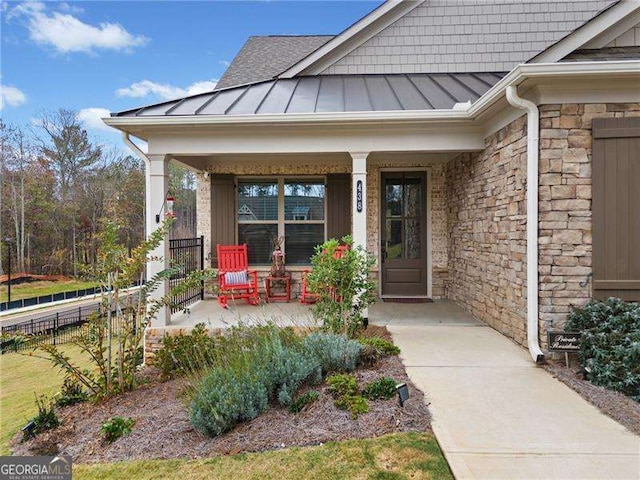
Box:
543, 360, 640, 435
11, 326, 432, 464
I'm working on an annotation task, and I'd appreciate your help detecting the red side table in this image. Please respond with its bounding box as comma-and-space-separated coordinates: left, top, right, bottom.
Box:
265, 275, 291, 303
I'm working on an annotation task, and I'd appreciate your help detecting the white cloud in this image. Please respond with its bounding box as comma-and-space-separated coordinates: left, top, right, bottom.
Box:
10, 1, 148, 54
116, 79, 218, 101
219, 60, 230, 67
77, 107, 112, 132
0, 83, 27, 110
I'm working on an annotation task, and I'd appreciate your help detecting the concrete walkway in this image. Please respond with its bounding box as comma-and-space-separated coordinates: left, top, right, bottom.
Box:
382, 301, 640, 480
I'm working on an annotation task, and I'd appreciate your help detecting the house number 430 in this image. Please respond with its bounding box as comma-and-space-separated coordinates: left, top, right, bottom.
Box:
356, 180, 363, 213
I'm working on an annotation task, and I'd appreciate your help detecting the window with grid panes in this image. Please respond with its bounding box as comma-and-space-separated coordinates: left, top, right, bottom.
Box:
237, 178, 325, 265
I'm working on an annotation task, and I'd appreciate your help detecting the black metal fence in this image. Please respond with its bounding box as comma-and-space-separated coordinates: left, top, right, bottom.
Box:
169, 236, 204, 313
1, 286, 102, 312
0, 304, 128, 354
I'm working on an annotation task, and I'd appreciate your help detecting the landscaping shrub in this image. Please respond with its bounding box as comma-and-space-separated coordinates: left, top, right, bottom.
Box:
357, 337, 400, 366
55, 375, 88, 407
307, 237, 377, 338
289, 390, 320, 414
153, 323, 216, 379
40, 219, 215, 399
26, 395, 59, 440
101, 416, 135, 443
362, 377, 397, 400
303, 332, 362, 374
189, 324, 323, 437
326, 373, 359, 397
566, 298, 640, 401
334, 394, 369, 419
326, 373, 369, 419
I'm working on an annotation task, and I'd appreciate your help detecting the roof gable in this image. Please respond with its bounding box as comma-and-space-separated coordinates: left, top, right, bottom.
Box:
316, 0, 616, 75
216, 35, 333, 89
280, 1, 423, 77
531, 0, 639, 63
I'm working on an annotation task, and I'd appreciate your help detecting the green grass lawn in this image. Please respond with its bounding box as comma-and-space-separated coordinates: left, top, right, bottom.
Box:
1, 279, 98, 303
74, 432, 452, 480
0, 345, 89, 454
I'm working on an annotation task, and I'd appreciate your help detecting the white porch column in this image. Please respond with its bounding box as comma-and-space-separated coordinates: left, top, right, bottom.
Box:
350, 152, 369, 250
147, 154, 171, 327
350, 152, 370, 323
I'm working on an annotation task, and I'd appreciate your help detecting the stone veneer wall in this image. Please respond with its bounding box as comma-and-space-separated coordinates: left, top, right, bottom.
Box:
538, 103, 640, 340
446, 116, 528, 345
447, 103, 640, 349
196, 157, 450, 298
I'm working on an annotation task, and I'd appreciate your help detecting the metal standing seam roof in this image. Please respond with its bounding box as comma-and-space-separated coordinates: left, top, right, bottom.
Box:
112, 72, 507, 117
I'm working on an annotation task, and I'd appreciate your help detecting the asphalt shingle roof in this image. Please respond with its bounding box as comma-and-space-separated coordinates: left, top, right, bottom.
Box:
113, 72, 506, 117
216, 35, 334, 89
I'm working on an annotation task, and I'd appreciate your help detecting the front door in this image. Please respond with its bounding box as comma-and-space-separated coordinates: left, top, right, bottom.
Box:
380, 172, 428, 296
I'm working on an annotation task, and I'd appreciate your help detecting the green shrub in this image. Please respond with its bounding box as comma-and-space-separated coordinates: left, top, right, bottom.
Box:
334, 394, 369, 419
189, 366, 269, 437
362, 377, 397, 400
566, 298, 640, 401
357, 337, 400, 366
307, 237, 377, 338
55, 375, 88, 407
101, 416, 135, 443
189, 324, 322, 437
26, 395, 60, 440
303, 332, 362, 374
326, 373, 371, 418
153, 323, 216, 379
326, 373, 358, 398
289, 390, 320, 414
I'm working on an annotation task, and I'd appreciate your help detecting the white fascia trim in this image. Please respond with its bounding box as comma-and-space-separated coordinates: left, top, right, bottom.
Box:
469, 60, 640, 118
531, 1, 640, 64
103, 109, 471, 129
280, 0, 423, 78
583, 8, 640, 49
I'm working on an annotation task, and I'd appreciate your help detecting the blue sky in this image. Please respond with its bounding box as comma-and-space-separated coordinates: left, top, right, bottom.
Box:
1, 0, 381, 148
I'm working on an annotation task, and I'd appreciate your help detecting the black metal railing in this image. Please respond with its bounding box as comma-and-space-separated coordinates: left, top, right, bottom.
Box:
1, 286, 102, 312
169, 236, 204, 313
0, 304, 133, 354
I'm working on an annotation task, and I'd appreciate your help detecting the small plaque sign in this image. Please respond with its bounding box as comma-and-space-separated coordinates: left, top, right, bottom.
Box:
547, 332, 581, 352
356, 180, 363, 213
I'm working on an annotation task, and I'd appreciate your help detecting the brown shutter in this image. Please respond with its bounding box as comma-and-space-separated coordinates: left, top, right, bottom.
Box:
210, 174, 235, 268
326, 173, 351, 241
592, 117, 640, 301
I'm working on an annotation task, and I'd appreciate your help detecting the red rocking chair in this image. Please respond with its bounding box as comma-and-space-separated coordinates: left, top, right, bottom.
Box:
299, 245, 349, 304
216, 244, 259, 308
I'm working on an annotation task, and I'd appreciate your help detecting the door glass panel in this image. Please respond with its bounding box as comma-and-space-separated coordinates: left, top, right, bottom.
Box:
386, 182, 403, 216
386, 219, 403, 260
406, 220, 421, 259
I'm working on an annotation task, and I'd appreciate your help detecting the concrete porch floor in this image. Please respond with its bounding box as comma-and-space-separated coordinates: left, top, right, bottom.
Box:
166, 298, 484, 330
